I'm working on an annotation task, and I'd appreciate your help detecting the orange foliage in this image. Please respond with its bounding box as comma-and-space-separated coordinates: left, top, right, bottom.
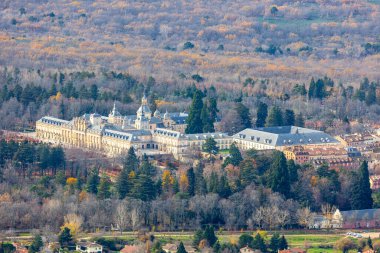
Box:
0, 192, 12, 203
66, 177, 78, 186
179, 173, 189, 192
79, 191, 88, 202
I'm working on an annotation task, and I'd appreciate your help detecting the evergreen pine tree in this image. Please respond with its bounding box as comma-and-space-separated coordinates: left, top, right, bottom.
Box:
187, 167, 196, 196
49, 83, 57, 96
287, 159, 299, 184
139, 154, 156, 176
186, 89, 204, 134
116, 168, 130, 199
266, 106, 283, 127
351, 161, 373, 209
283, 109, 295, 126
268, 151, 290, 198
235, 103, 252, 129
177, 242, 188, 253
365, 83, 377, 106
195, 164, 208, 195
130, 174, 156, 201
201, 101, 215, 133
218, 174, 231, 198
203, 137, 219, 157
193, 230, 204, 247
208, 97, 219, 123
59, 227, 73, 248
252, 234, 266, 253
225, 142, 243, 166
97, 175, 112, 199
269, 232, 280, 253
295, 113, 305, 127
204, 226, 218, 247
278, 235, 288, 250
90, 84, 98, 100
239, 159, 257, 187
29, 235, 43, 253
208, 171, 220, 193
86, 169, 100, 194
315, 79, 326, 99
124, 147, 139, 173
308, 78, 316, 99
238, 233, 254, 248
256, 102, 268, 127
368, 237, 373, 249
213, 241, 221, 253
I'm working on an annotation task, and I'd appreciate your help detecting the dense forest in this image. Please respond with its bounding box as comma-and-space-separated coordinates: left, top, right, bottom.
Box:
0, 67, 379, 137
0, 139, 378, 233
1, 0, 380, 244
0, 0, 380, 87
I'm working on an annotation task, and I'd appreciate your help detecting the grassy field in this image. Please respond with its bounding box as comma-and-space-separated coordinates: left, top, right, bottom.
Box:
9, 230, 380, 253
82, 231, 361, 253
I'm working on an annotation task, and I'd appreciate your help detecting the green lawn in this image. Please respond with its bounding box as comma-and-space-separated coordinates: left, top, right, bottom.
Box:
286, 234, 342, 246
81, 231, 380, 253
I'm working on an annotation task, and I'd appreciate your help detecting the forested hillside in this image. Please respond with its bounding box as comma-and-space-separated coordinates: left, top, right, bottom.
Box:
0, 0, 379, 89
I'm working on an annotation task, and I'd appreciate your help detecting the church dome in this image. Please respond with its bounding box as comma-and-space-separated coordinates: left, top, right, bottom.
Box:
136, 94, 151, 116
136, 104, 151, 115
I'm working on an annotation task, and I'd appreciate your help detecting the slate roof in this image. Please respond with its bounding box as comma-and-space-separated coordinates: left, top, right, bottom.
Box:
38, 116, 69, 126
233, 126, 338, 147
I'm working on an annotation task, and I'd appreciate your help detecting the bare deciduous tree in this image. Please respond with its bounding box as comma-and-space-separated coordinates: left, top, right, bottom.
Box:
114, 202, 128, 234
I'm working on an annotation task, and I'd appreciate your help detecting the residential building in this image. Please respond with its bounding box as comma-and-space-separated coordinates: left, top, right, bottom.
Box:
283, 146, 310, 164
76, 242, 102, 253
312, 158, 360, 170
233, 126, 339, 151
335, 134, 380, 153
240, 246, 261, 253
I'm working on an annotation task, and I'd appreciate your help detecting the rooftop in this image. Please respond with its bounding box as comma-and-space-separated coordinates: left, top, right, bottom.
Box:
233, 126, 338, 147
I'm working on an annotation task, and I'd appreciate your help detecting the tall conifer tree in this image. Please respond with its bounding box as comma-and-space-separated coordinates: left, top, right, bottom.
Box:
266, 106, 283, 127
256, 102, 268, 127
186, 89, 204, 134
351, 161, 373, 209
268, 152, 290, 198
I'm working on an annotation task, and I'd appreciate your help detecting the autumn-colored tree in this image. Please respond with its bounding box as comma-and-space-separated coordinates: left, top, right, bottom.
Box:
61, 213, 83, 237
179, 173, 189, 193
162, 170, 175, 196
66, 177, 78, 194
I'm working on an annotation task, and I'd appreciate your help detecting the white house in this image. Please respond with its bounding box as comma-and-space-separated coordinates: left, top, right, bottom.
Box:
76, 242, 102, 253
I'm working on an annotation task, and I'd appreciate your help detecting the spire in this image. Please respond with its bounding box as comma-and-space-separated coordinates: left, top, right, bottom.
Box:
164, 109, 170, 120
141, 93, 148, 105
112, 102, 116, 114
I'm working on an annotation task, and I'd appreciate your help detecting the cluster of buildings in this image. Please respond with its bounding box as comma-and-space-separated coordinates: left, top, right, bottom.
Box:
36, 96, 342, 162
36, 96, 367, 170
36, 96, 232, 160
36, 95, 377, 175
283, 145, 361, 170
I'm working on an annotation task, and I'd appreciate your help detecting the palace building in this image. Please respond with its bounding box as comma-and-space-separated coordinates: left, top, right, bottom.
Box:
36, 96, 231, 158
233, 126, 339, 151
